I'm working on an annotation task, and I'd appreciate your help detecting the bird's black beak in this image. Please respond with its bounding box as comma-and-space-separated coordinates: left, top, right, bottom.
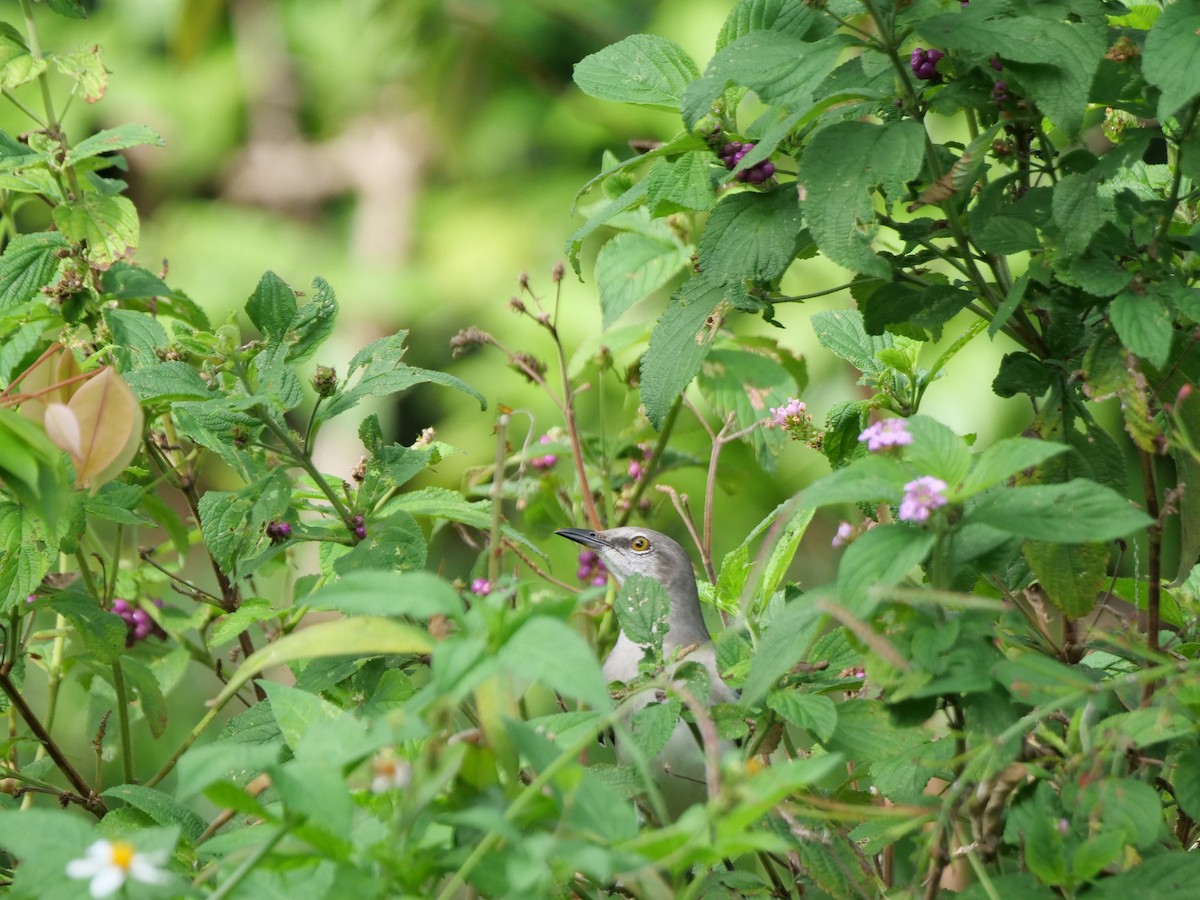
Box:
555, 527, 607, 550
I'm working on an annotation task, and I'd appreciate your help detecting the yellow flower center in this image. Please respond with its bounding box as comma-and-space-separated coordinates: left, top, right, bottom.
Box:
109, 842, 136, 871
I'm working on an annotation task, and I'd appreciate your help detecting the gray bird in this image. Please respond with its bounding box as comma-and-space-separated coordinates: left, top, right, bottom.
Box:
556, 526, 736, 818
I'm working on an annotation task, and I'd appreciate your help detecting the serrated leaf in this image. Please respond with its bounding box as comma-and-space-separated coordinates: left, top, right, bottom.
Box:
742, 596, 824, 705
52, 193, 139, 267
959, 437, 1069, 497
66, 123, 163, 164
288, 276, 338, 363
210, 598, 279, 648
244, 270, 296, 344
1143, 2, 1200, 119
823, 400, 870, 469
175, 741, 281, 798
917, 12, 1105, 135
837, 525, 936, 617
644, 151, 717, 215
905, 416, 972, 493
0, 504, 50, 613
121, 655, 169, 738
811, 308, 890, 376
639, 278, 725, 428
1024, 541, 1109, 617
697, 188, 803, 284
972, 479, 1153, 543
628, 699, 682, 761
1110, 290, 1173, 370
798, 120, 925, 277
573, 34, 699, 110
596, 232, 690, 329
124, 361, 213, 403
697, 347, 797, 472
716, 0, 830, 50
306, 570, 464, 621
1052, 173, 1104, 253
768, 690, 837, 741
1173, 746, 1200, 822
48, 590, 126, 663
332, 510, 426, 574
0, 232, 66, 310
614, 573, 671, 655
859, 281, 972, 341
102, 782, 205, 844
104, 307, 167, 371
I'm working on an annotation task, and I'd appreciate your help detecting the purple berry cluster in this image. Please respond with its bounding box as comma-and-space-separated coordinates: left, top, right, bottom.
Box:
266, 520, 291, 543
577, 550, 608, 588
720, 142, 775, 184
531, 434, 557, 471
910, 47, 944, 82
350, 514, 366, 540
112, 598, 166, 648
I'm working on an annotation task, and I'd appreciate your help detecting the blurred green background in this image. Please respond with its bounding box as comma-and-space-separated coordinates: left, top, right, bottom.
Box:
15, 0, 1029, 586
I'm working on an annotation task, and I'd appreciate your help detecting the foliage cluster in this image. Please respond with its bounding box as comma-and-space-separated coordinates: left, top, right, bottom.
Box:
0, 1, 1198, 898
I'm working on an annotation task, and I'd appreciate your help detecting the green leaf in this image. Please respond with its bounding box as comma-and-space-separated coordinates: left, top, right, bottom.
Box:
992, 351, 1053, 399
52, 194, 140, 266
859, 282, 972, 341
1173, 745, 1200, 821
66, 123, 164, 165
104, 307, 167, 371
696, 346, 798, 472
1109, 290, 1173, 370
333, 510, 426, 574
260, 681, 342, 752
0, 25, 46, 90
386, 486, 493, 528
573, 34, 699, 110
287, 276, 339, 363
822, 400, 870, 470
175, 741, 281, 798
716, 0, 830, 49
210, 598, 280, 648
628, 698, 682, 761
639, 278, 725, 429
837, 525, 936, 617
48, 590, 126, 664
306, 570, 465, 621
697, 188, 803, 284
768, 690, 837, 741
124, 361, 214, 403
798, 120, 925, 277
596, 232, 690, 329
644, 152, 717, 215
0, 232, 66, 310
566, 180, 648, 275
499, 616, 612, 710
811, 308, 890, 377
741, 595, 824, 705
613, 573, 671, 655
755, 503, 814, 605
121, 656, 169, 738
905, 416, 971, 492
1143, 2, 1200, 119
1052, 173, 1104, 253
52, 44, 106, 102
799, 453, 909, 509
959, 438, 1070, 497
244, 270, 297, 344
1085, 854, 1200, 900
211, 616, 434, 711
100, 783, 204, 841
685, 30, 844, 122
972, 479, 1153, 543
917, 12, 1105, 135
0, 501, 51, 613
1023, 541, 1109, 618
993, 653, 1096, 707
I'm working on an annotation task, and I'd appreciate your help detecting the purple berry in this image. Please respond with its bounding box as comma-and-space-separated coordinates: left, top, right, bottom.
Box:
352, 514, 364, 527
354, 525, 367, 540
112, 599, 130, 615
991, 56, 1003, 71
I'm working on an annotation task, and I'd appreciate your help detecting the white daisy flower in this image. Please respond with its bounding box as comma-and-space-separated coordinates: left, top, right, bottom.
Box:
66, 839, 169, 898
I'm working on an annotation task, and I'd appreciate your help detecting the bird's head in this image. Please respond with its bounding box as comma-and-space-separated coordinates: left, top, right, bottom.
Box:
555, 526, 690, 585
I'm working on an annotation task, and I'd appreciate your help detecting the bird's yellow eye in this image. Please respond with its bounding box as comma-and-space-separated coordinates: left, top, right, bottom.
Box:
630, 535, 651, 552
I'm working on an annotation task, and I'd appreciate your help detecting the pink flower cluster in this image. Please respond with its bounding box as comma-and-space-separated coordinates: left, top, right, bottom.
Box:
531, 434, 557, 470
859, 418, 912, 451
899, 476, 948, 523
628, 443, 652, 481
470, 578, 491, 596
769, 397, 807, 429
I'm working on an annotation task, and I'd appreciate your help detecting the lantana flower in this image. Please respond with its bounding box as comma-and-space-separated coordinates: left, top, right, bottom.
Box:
859, 418, 912, 452
899, 476, 948, 523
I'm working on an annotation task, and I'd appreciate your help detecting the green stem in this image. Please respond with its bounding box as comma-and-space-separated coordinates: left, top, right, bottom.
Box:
0, 87, 46, 126
487, 409, 508, 585
616, 394, 682, 527
205, 822, 291, 899
1151, 98, 1200, 259
255, 405, 354, 526
110, 659, 134, 784
146, 705, 220, 788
